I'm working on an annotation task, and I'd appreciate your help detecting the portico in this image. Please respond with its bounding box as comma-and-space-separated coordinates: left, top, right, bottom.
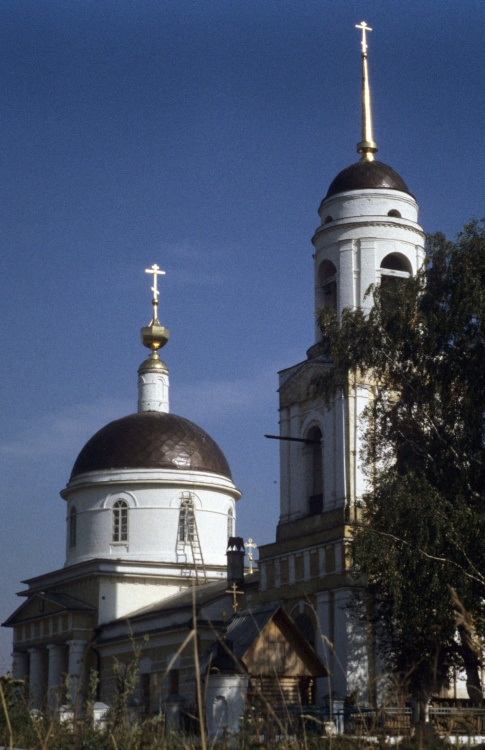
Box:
5, 592, 94, 709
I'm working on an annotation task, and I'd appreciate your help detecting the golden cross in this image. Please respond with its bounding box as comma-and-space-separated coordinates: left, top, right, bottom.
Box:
225, 582, 244, 613
355, 21, 372, 56
245, 538, 257, 574
145, 264, 166, 303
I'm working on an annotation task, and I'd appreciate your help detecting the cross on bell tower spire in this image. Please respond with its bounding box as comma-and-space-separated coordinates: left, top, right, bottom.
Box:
355, 21, 378, 161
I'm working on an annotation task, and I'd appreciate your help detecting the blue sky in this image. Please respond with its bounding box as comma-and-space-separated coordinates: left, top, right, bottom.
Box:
0, 0, 483, 671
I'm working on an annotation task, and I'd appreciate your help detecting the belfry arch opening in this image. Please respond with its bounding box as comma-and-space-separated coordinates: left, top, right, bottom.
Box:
318, 260, 337, 313
380, 253, 412, 292
380, 253, 411, 274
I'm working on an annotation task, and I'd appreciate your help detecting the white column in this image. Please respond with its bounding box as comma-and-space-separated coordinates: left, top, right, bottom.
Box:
47, 644, 65, 708
358, 238, 377, 312
67, 640, 87, 710
338, 239, 356, 313
12, 651, 29, 681
28, 647, 47, 709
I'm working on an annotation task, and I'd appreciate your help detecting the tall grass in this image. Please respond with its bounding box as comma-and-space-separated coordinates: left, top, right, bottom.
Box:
1, 674, 476, 750
1, 591, 477, 749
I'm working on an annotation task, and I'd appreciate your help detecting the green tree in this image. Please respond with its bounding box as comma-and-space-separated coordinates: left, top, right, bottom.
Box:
318, 220, 485, 705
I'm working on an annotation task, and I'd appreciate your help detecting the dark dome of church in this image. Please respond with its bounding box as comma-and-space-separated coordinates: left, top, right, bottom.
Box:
325, 160, 410, 199
70, 412, 232, 480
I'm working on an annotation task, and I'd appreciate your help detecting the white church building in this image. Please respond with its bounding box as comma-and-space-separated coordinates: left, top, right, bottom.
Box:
4, 263, 245, 708
8, 23, 465, 724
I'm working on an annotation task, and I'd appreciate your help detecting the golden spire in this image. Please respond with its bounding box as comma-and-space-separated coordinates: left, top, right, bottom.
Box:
355, 21, 378, 162
140, 264, 169, 358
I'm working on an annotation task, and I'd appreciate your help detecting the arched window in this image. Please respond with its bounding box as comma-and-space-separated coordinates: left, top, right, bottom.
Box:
112, 500, 128, 543
387, 209, 401, 218
227, 507, 235, 539
307, 426, 323, 515
178, 494, 195, 542
69, 506, 77, 549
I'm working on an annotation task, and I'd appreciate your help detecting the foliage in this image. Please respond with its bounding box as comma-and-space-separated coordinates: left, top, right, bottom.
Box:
0, 676, 37, 749
317, 220, 485, 702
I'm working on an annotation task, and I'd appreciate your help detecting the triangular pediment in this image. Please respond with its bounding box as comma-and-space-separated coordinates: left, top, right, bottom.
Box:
279, 359, 330, 408
3, 591, 94, 627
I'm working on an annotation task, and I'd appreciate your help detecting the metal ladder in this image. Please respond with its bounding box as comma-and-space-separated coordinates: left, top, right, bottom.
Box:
176, 493, 207, 584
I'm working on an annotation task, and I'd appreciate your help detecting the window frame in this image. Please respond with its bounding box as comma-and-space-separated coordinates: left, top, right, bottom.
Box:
178, 495, 195, 543
112, 499, 129, 543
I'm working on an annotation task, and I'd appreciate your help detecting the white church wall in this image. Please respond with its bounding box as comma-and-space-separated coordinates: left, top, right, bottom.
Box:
317, 190, 419, 225
97, 578, 183, 624
278, 372, 361, 521
64, 470, 238, 568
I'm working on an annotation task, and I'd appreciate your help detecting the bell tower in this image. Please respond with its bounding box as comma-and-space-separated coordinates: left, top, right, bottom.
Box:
258, 22, 425, 704
313, 21, 424, 337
